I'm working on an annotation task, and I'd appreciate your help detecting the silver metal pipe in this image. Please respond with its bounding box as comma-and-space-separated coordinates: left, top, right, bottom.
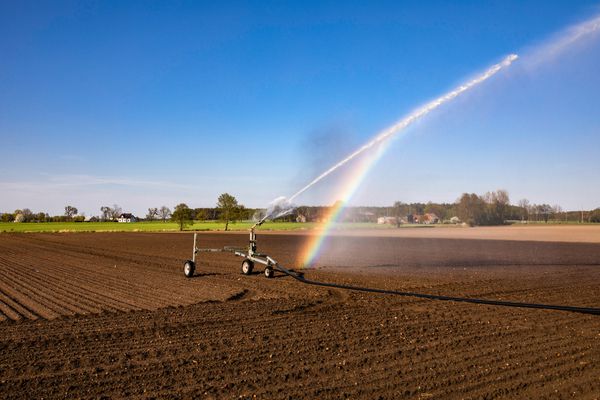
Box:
192, 233, 197, 263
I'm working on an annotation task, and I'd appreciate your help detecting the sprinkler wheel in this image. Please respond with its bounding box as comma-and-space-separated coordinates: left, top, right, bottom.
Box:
183, 260, 195, 278
264, 266, 274, 279
241, 259, 254, 275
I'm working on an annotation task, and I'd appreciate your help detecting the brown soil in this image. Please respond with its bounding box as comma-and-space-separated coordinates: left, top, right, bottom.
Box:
1, 232, 600, 399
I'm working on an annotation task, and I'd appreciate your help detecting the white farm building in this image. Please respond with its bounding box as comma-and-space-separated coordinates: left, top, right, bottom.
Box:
117, 213, 137, 223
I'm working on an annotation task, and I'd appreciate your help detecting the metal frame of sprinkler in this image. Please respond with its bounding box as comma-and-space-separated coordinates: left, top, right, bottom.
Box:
183, 217, 283, 279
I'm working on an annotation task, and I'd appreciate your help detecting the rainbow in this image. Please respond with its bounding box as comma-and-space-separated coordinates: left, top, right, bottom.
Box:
296, 54, 519, 267
299, 147, 384, 267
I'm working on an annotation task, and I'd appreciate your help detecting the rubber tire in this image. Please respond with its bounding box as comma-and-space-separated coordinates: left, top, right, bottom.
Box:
184, 260, 196, 278
241, 259, 254, 275
264, 266, 274, 279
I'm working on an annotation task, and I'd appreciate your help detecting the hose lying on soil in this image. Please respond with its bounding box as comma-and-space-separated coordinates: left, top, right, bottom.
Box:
275, 265, 600, 316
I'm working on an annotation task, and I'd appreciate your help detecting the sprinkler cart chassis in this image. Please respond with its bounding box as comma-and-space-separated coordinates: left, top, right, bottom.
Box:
183, 221, 280, 279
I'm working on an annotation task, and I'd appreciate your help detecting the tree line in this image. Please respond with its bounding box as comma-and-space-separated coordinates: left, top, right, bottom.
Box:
0, 206, 86, 223
0, 193, 255, 231
2, 190, 599, 227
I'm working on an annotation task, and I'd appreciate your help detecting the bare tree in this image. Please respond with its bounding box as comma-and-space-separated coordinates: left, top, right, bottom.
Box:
456, 190, 509, 226
491, 190, 510, 223
100, 206, 112, 221
528, 204, 537, 222
158, 206, 171, 222
517, 199, 530, 222
64, 205, 78, 220
456, 193, 486, 226
393, 201, 408, 227
552, 204, 563, 222
146, 207, 158, 221
495, 190, 510, 206
109, 204, 122, 221
535, 204, 552, 223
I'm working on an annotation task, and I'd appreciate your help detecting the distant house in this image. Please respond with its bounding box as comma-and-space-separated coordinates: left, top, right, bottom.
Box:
296, 214, 307, 223
422, 213, 440, 224
377, 216, 399, 225
118, 213, 137, 223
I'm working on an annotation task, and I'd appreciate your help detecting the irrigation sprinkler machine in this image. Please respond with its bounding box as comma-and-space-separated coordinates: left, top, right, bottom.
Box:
176, 50, 600, 316
180, 217, 600, 316
183, 218, 286, 279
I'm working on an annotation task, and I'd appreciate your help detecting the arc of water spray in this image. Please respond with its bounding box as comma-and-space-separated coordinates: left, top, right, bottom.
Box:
265, 12, 600, 222
287, 54, 518, 203
255, 13, 600, 266
291, 54, 521, 266
258, 53, 519, 224
528, 14, 600, 64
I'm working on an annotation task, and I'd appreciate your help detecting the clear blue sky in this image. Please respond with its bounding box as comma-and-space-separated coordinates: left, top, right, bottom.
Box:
1, 1, 599, 216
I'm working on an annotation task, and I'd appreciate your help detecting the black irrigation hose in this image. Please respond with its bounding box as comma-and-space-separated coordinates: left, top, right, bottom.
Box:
275, 265, 600, 316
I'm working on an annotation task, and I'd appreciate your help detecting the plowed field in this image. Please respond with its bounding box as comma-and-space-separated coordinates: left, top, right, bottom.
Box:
1, 231, 600, 399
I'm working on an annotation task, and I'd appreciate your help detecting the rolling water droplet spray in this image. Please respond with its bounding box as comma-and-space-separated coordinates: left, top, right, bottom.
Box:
288, 54, 518, 203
